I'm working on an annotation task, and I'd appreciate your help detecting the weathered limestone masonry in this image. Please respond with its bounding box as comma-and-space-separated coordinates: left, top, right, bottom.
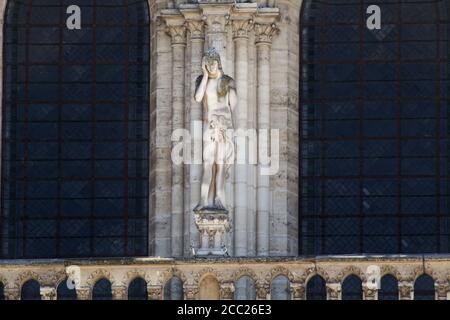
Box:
152, 0, 300, 258
1, 256, 450, 300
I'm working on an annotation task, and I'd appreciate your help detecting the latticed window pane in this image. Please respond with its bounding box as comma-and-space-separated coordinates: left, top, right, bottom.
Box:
306, 275, 326, 300
1, 0, 150, 258
92, 278, 112, 300
414, 274, 435, 300
128, 277, 147, 300
379, 275, 399, 300
300, 0, 450, 255
342, 275, 362, 300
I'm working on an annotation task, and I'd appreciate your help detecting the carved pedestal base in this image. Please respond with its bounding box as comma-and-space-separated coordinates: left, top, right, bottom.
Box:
193, 209, 231, 256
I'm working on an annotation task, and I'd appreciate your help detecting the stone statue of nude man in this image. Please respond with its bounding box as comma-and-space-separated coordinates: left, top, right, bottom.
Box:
194, 48, 237, 212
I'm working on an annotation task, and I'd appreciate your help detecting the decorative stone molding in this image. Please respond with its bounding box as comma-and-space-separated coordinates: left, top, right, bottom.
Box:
112, 287, 127, 300
326, 283, 341, 300
194, 267, 224, 285
40, 287, 56, 300
148, 285, 163, 300
399, 282, 413, 300
185, 20, 205, 40
159, 267, 187, 286
232, 267, 258, 283
256, 281, 269, 300
380, 265, 402, 280
436, 281, 448, 300
202, 13, 229, 34
265, 266, 294, 284
75, 288, 91, 300
184, 284, 198, 300
254, 23, 279, 44
14, 270, 42, 289
232, 19, 254, 39
4, 288, 20, 300
336, 265, 367, 283
166, 24, 187, 46
301, 266, 330, 283
362, 285, 377, 300
220, 282, 235, 300
86, 269, 115, 287
291, 283, 305, 300
122, 269, 150, 288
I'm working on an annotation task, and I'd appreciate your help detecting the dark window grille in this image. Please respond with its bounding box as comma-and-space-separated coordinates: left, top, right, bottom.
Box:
128, 277, 147, 300
1, 0, 150, 258
379, 274, 399, 300
57, 278, 77, 300
0, 282, 4, 300
414, 274, 435, 300
92, 278, 112, 300
306, 275, 327, 300
342, 275, 363, 300
164, 276, 184, 300
300, 0, 450, 255
21, 279, 40, 300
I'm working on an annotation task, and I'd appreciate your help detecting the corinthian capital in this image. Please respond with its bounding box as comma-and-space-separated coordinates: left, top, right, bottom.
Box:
254, 23, 279, 45
166, 24, 187, 46
232, 19, 254, 39
185, 20, 205, 40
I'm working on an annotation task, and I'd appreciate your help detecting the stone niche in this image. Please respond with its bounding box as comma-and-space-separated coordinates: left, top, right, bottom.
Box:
150, 0, 299, 259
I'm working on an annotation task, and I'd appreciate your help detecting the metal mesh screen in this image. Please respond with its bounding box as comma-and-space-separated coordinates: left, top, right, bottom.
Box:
1, 0, 150, 258
300, 0, 450, 255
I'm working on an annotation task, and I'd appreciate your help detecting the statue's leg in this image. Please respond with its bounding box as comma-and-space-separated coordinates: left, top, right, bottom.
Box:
214, 140, 227, 209
215, 163, 226, 210
199, 140, 216, 208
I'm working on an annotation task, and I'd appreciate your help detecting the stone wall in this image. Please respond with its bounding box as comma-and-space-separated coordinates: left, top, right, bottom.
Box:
1, 256, 450, 300
149, 0, 301, 258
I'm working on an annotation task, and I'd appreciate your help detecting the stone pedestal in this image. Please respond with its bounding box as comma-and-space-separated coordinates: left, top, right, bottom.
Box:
194, 209, 231, 256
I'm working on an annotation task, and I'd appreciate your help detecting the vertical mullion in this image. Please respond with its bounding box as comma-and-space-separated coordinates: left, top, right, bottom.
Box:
89, 0, 97, 256
22, 0, 34, 258
396, 1, 403, 254
56, 1, 64, 257
124, 1, 130, 256
358, 0, 365, 253
435, 0, 442, 253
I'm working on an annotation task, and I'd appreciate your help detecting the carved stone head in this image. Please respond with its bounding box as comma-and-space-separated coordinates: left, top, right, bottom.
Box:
203, 47, 223, 75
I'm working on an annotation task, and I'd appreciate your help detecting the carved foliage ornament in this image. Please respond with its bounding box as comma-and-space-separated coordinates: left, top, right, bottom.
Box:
186, 20, 205, 39
86, 269, 115, 287
232, 19, 254, 39
166, 25, 187, 45
255, 23, 279, 44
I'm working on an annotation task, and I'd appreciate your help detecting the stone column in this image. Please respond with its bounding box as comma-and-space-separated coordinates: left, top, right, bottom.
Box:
151, 14, 174, 257
292, 283, 305, 300
363, 286, 377, 300
40, 287, 57, 300
326, 283, 341, 300
184, 284, 198, 300
112, 287, 127, 300
200, 3, 233, 71
232, 17, 254, 257
220, 282, 235, 300
165, 18, 187, 257
4, 288, 19, 300
436, 282, 448, 300
76, 288, 91, 300
148, 285, 163, 300
183, 14, 205, 255
399, 282, 413, 300
256, 282, 269, 300
255, 22, 278, 256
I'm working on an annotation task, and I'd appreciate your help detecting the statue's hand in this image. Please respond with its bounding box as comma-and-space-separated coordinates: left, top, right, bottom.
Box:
201, 58, 209, 77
